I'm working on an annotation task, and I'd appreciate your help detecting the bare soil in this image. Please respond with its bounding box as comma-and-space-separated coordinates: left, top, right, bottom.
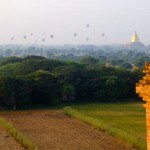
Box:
0, 126, 23, 150
0, 109, 137, 150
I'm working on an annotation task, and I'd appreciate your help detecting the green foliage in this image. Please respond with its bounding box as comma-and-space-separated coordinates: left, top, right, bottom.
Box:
111, 59, 124, 66
14, 59, 64, 75
63, 84, 75, 94
80, 56, 99, 65
97, 55, 106, 62
63, 84, 75, 102
0, 57, 64, 76
0, 56, 143, 108
28, 70, 61, 105
135, 58, 145, 68
0, 76, 30, 109
63, 103, 146, 150
52, 66, 81, 84
0, 56, 23, 66
0, 56, 5, 63
23, 55, 45, 60
0, 63, 18, 76
65, 60, 85, 68
121, 62, 133, 69
105, 76, 128, 100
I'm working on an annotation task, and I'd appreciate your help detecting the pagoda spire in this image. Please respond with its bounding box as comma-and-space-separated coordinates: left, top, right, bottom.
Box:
131, 31, 140, 43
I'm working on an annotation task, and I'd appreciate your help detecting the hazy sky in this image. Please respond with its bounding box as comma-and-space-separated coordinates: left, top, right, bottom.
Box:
0, 0, 150, 45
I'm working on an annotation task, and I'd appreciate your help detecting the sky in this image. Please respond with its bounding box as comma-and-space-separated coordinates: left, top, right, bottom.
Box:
0, 0, 150, 45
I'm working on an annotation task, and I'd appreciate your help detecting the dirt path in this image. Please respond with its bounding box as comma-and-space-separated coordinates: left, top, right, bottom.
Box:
0, 126, 23, 150
0, 110, 137, 150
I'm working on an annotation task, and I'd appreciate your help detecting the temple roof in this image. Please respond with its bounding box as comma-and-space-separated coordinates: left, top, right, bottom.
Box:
131, 31, 140, 43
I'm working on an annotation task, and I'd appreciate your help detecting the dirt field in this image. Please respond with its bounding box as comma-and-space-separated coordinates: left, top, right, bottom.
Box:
0, 126, 23, 150
0, 109, 137, 150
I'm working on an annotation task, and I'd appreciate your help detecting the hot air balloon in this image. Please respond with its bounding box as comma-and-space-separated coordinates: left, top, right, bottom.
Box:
86, 37, 89, 41
42, 38, 45, 42
50, 35, 54, 38
86, 24, 89, 27
74, 33, 77, 37
102, 33, 105, 37
11, 37, 14, 40
23, 35, 27, 39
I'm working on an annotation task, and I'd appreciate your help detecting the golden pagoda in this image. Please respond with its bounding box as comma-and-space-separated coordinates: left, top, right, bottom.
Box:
126, 31, 145, 50
131, 31, 140, 43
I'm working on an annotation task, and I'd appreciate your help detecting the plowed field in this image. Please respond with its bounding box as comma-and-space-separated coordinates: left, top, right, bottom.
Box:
0, 110, 137, 150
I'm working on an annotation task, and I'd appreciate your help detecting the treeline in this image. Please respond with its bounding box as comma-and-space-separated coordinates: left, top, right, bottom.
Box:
0, 56, 142, 109
1, 45, 150, 68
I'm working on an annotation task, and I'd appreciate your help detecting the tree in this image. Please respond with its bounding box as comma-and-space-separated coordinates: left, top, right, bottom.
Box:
135, 58, 145, 68
105, 76, 127, 100
111, 59, 124, 66
23, 55, 45, 60
121, 62, 133, 69
0, 76, 30, 110
1, 56, 23, 66
80, 56, 99, 65
52, 66, 81, 84
98, 55, 106, 62
14, 59, 64, 75
63, 84, 75, 102
28, 70, 61, 105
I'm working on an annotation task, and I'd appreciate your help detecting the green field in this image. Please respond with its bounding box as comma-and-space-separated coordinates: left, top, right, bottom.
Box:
63, 103, 146, 150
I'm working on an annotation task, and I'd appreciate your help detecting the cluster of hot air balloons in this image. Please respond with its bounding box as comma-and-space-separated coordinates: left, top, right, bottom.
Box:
10, 32, 55, 44
73, 24, 90, 42
10, 24, 105, 44
73, 24, 105, 42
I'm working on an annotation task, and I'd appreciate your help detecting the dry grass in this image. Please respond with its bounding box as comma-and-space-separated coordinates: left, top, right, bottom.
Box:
0, 117, 38, 150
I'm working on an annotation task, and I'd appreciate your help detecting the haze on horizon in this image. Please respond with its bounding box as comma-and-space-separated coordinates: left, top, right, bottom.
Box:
0, 0, 150, 45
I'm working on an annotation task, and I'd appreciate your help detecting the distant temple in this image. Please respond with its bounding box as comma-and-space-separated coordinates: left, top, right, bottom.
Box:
126, 31, 146, 50
131, 31, 140, 43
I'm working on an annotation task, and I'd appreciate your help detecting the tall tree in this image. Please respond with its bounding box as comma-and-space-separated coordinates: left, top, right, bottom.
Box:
0, 76, 30, 110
